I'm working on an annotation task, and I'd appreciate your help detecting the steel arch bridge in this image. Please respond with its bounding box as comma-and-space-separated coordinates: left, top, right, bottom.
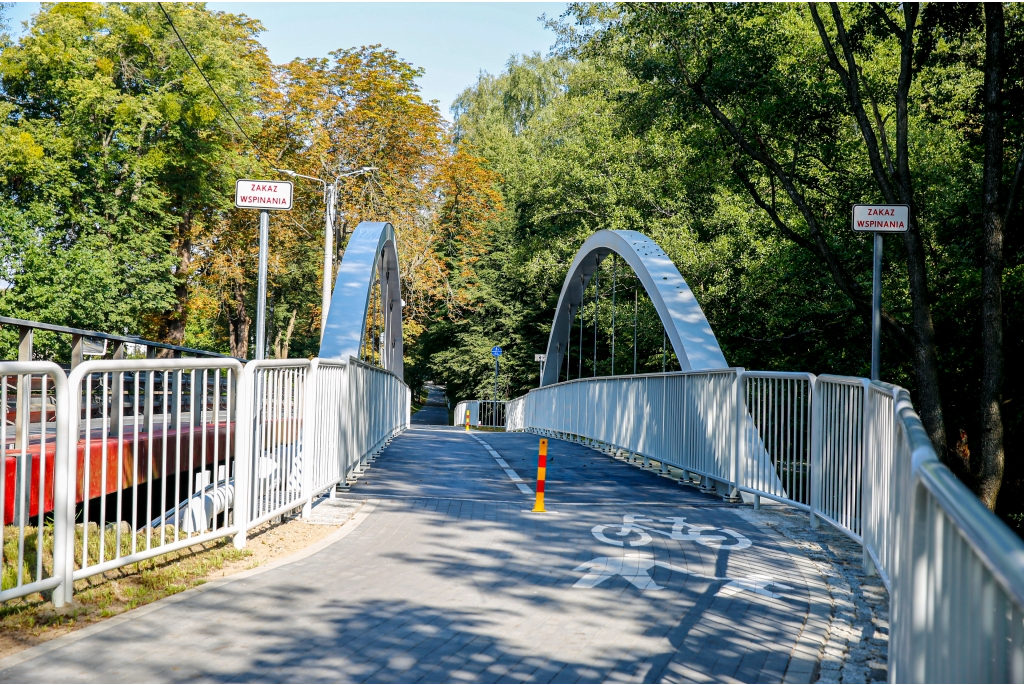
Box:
540, 229, 727, 386
315, 224, 727, 389
319, 221, 404, 380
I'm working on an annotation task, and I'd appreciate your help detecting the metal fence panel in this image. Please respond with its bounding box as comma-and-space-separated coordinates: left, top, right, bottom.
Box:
244, 360, 308, 529
737, 372, 812, 506
0, 362, 70, 606
888, 388, 1024, 683
506, 397, 526, 431
811, 375, 868, 541
65, 358, 243, 594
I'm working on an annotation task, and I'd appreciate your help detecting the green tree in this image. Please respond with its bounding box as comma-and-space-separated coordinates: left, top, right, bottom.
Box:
0, 2, 268, 358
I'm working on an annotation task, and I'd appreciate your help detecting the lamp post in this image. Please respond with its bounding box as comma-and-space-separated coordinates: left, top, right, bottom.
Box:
275, 166, 376, 343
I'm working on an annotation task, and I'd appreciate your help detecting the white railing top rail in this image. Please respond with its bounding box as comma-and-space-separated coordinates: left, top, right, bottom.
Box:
528, 367, 742, 395
895, 388, 1024, 610
68, 357, 244, 377
817, 373, 870, 387
740, 370, 815, 380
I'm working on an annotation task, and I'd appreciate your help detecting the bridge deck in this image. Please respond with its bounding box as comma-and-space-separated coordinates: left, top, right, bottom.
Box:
0, 425, 829, 683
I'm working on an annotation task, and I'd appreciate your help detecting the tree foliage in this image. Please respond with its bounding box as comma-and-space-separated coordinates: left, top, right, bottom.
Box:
434, 5, 1024, 528
0, 3, 502, 370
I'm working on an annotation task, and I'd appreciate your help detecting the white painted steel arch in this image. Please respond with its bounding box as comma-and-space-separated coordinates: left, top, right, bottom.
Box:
541, 230, 727, 386
319, 221, 404, 380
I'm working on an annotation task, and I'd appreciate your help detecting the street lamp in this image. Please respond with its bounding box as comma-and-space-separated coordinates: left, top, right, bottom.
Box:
274, 165, 376, 343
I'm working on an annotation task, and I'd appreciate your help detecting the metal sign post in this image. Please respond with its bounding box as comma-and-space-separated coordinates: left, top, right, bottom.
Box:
235, 180, 293, 360
535, 353, 546, 388
852, 204, 909, 381
255, 210, 269, 360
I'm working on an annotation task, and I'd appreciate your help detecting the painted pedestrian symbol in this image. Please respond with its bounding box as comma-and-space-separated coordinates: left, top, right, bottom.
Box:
573, 552, 792, 597
591, 515, 752, 550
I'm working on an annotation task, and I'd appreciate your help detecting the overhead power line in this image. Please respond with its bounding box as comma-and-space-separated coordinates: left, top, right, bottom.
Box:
157, 2, 264, 161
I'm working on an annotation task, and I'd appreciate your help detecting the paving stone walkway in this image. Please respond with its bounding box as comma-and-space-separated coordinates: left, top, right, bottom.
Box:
0, 427, 873, 683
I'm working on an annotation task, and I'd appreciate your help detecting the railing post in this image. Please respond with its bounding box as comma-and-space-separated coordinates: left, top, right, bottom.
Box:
232, 362, 254, 549
70, 333, 84, 369
14, 326, 32, 449
861, 381, 878, 576
46, 367, 70, 608
731, 367, 746, 500
62, 363, 86, 606
809, 376, 822, 528
301, 359, 319, 519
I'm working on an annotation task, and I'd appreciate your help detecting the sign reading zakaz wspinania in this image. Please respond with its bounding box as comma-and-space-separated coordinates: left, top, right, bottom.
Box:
235, 179, 293, 210
852, 204, 909, 232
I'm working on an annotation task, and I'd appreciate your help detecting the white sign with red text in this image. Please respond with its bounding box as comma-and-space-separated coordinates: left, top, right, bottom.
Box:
235, 179, 293, 210
852, 204, 909, 232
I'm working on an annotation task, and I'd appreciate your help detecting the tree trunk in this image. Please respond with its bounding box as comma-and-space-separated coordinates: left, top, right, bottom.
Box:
273, 308, 297, 359
893, 4, 947, 459
227, 282, 250, 359
978, 1, 1005, 510
162, 213, 192, 356
813, 2, 948, 458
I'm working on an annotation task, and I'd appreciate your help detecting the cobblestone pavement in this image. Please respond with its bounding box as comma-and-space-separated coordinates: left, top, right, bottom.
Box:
734, 507, 889, 684
0, 429, 886, 683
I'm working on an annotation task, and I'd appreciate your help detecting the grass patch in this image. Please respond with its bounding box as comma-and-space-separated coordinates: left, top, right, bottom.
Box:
0, 525, 250, 649
0, 512, 347, 657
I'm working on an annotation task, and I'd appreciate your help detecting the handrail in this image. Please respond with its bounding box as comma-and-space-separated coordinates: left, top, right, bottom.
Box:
895, 388, 1024, 609
539, 366, 740, 387
0, 315, 234, 359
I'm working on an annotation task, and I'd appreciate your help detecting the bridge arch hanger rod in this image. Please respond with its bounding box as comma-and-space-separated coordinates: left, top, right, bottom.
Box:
319, 221, 405, 381
540, 229, 727, 387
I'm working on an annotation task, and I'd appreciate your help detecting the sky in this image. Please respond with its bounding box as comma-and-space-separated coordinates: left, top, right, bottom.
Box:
4, 2, 567, 118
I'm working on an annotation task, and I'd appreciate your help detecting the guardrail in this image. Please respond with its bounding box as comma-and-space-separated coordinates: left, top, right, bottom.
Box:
0, 315, 234, 370
0, 356, 409, 607
511, 368, 1024, 682
65, 358, 243, 599
452, 400, 506, 428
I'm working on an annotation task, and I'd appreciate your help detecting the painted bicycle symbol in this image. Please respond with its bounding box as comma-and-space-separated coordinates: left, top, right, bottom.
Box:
591, 515, 752, 550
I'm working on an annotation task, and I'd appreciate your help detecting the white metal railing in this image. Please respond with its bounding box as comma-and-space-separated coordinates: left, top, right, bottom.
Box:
64, 358, 244, 605
506, 396, 526, 432
511, 368, 1024, 682
521, 370, 738, 488
0, 362, 70, 605
0, 355, 409, 607
453, 400, 506, 428
235, 357, 409, 543
242, 359, 307, 530
738, 371, 812, 508
888, 386, 1024, 682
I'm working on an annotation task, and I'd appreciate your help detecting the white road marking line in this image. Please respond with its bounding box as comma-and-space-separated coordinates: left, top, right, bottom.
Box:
470, 434, 533, 495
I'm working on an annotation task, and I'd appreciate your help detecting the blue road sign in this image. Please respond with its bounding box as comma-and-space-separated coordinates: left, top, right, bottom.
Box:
491, 346, 502, 357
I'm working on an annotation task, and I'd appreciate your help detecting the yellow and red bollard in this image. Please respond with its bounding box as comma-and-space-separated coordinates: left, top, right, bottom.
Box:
532, 438, 548, 512
465, 408, 470, 432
